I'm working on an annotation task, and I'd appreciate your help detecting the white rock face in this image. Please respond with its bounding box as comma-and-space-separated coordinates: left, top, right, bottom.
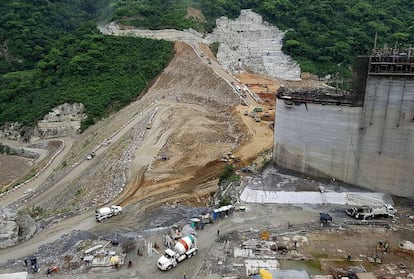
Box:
101, 9, 301, 81
206, 10, 301, 80
32, 103, 86, 142
0, 207, 18, 248
0, 207, 36, 248
0, 103, 86, 142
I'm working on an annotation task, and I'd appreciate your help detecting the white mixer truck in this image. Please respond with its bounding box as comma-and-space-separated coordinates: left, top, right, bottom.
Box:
95, 205, 122, 222
157, 235, 198, 270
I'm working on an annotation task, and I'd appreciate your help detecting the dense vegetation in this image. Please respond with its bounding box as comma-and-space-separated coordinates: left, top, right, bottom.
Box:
219, 164, 240, 184
0, 1, 173, 131
0, 24, 172, 131
113, 0, 414, 77
1, 0, 413, 130
113, 0, 205, 31
0, 0, 109, 74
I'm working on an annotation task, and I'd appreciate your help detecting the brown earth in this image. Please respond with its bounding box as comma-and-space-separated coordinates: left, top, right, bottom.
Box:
0, 40, 275, 263
115, 42, 275, 207
0, 154, 32, 188
0, 41, 274, 213
1, 39, 413, 279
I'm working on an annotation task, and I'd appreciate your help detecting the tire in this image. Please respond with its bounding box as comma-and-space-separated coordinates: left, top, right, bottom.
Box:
187, 253, 192, 259
193, 250, 197, 256
167, 265, 173, 270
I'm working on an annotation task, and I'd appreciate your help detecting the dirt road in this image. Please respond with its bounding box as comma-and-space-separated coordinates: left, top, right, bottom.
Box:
0, 138, 73, 207
0, 37, 275, 266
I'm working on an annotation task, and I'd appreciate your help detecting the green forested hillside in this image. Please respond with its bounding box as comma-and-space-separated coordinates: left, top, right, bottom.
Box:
0, 23, 172, 131
113, 0, 414, 77
0, 0, 108, 73
1, 0, 413, 131
0, 1, 172, 131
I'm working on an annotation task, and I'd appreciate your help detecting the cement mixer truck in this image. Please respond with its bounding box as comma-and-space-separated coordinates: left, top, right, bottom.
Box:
95, 205, 122, 222
157, 235, 198, 270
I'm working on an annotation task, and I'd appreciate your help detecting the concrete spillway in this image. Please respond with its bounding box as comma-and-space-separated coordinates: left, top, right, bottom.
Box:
273, 49, 414, 198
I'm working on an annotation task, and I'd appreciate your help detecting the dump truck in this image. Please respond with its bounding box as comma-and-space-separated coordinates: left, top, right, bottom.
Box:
95, 205, 122, 222
345, 204, 396, 220
157, 235, 198, 271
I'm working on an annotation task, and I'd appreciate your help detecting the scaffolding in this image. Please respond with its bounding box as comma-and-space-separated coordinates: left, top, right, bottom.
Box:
369, 47, 414, 75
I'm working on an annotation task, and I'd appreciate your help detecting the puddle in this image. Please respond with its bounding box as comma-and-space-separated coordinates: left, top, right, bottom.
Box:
279, 259, 326, 275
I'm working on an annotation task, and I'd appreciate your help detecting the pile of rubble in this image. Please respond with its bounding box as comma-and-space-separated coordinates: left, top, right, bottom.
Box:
14, 230, 129, 275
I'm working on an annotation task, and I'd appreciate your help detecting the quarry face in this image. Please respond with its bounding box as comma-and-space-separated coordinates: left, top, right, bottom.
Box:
206, 9, 301, 81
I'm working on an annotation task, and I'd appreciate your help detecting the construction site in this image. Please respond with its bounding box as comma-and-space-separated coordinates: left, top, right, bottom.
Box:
0, 10, 413, 279
274, 47, 414, 198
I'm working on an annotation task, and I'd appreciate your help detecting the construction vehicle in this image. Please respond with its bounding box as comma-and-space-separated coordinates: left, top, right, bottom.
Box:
86, 152, 95, 160
157, 235, 198, 271
95, 205, 122, 222
320, 213, 332, 224
26, 256, 39, 273
345, 204, 396, 220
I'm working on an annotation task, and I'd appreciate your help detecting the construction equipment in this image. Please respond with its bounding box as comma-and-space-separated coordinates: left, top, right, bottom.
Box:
24, 256, 39, 273
157, 235, 198, 270
95, 205, 123, 222
320, 213, 332, 224
345, 204, 396, 220
86, 152, 95, 160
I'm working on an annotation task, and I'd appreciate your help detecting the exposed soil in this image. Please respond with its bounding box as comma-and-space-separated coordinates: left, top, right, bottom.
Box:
0, 38, 413, 279
0, 41, 275, 257
0, 154, 32, 188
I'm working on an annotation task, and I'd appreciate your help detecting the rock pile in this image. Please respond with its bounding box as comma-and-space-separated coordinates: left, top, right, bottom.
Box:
0, 207, 35, 248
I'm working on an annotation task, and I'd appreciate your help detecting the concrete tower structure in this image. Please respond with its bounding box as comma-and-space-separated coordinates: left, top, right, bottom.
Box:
273, 48, 414, 198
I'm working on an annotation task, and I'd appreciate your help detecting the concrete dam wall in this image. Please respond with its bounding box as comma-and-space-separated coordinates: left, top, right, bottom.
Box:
273, 101, 363, 186
273, 49, 414, 198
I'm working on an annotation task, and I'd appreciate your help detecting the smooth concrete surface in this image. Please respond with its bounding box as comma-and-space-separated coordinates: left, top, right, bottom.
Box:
273, 77, 414, 198
240, 187, 388, 205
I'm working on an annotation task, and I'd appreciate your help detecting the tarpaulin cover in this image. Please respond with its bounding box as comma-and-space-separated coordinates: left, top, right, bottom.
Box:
110, 256, 119, 264
260, 269, 274, 279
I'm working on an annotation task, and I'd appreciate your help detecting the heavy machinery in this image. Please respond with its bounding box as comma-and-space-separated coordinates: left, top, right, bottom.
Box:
320, 213, 332, 225
95, 205, 122, 222
345, 204, 397, 220
157, 235, 198, 271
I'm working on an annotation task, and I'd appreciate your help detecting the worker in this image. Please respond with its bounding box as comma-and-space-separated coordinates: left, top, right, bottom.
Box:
217, 229, 220, 236
384, 242, 389, 252
184, 272, 187, 279
347, 253, 352, 262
